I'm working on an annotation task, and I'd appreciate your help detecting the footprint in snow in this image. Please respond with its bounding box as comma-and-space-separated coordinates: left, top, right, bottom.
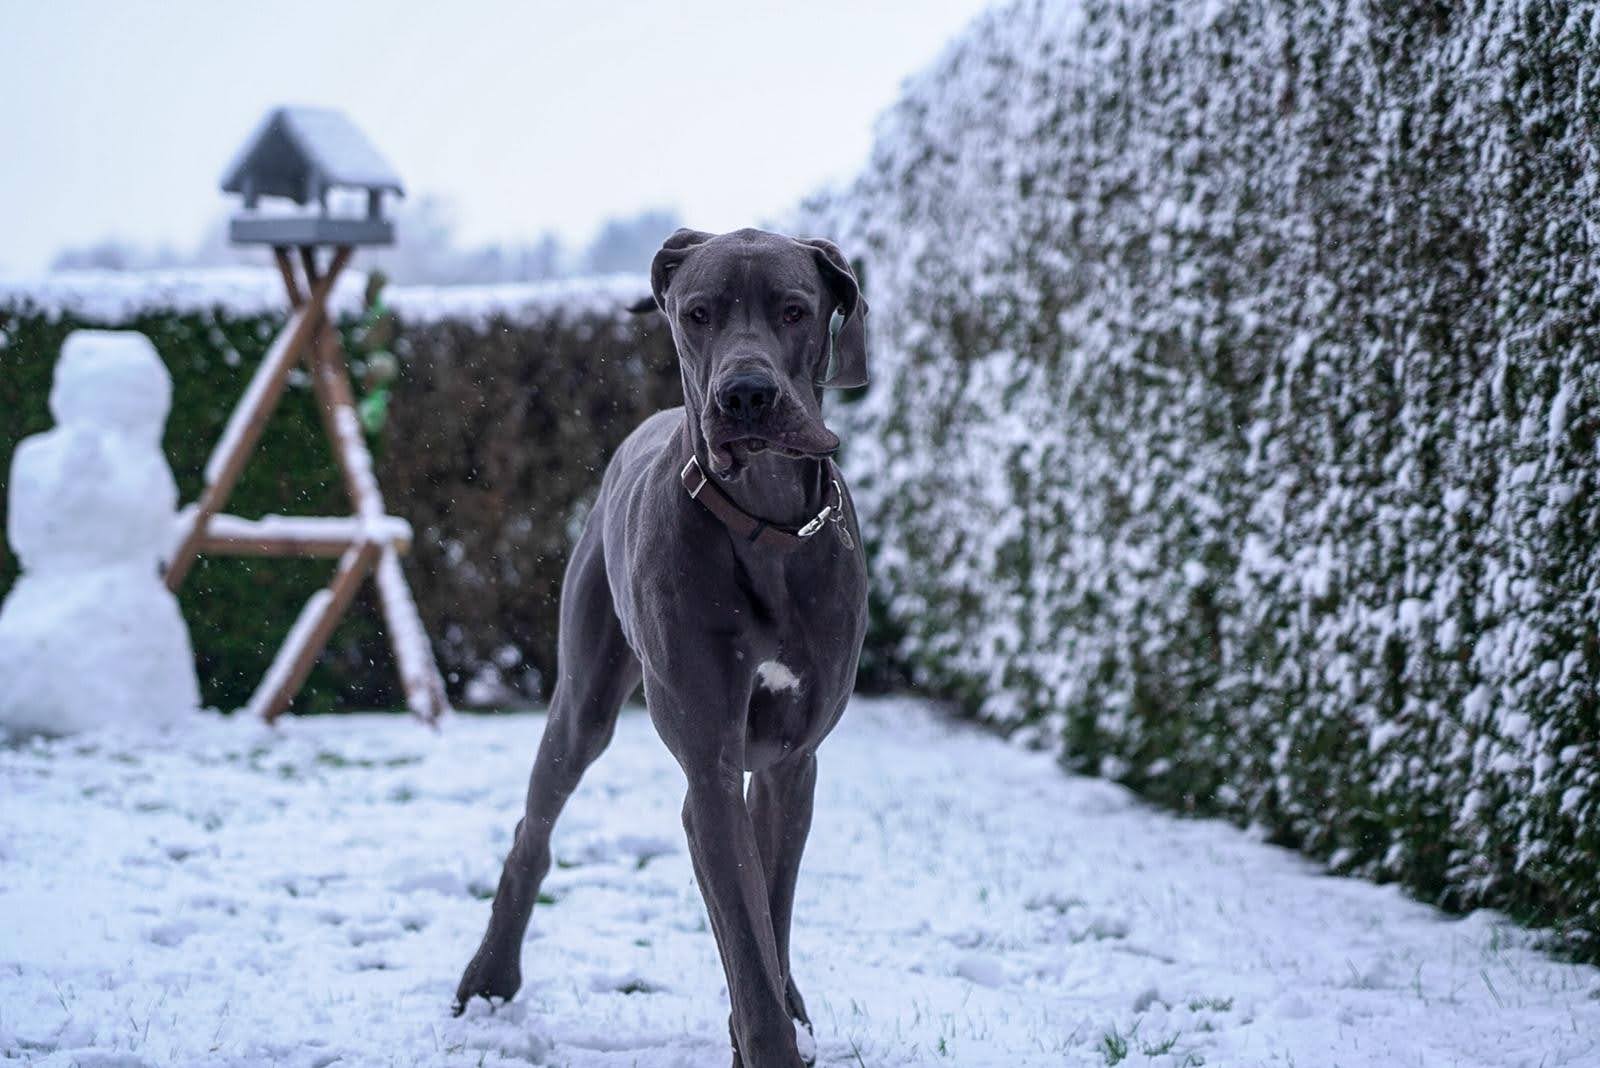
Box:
590, 971, 667, 995
146, 918, 198, 947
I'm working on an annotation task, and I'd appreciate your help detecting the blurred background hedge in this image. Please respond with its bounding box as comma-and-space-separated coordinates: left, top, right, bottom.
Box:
380, 288, 679, 703
804, 0, 1599, 957
0, 277, 676, 712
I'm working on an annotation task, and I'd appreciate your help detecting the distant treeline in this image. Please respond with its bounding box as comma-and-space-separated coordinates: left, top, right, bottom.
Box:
47, 204, 682, 287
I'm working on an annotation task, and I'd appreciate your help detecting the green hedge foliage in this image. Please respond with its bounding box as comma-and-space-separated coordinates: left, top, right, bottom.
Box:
381, 307, 679, 703
0, 281, 675, 712
808, 0, 1600, 956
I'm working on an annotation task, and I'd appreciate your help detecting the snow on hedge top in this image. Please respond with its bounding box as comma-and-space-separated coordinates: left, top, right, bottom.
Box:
0, 269, 650, 328
0, 269, 368, 322
386, 273, 649, 327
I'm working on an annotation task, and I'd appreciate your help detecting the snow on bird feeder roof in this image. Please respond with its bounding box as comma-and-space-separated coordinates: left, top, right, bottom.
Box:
221, 106, 404, 247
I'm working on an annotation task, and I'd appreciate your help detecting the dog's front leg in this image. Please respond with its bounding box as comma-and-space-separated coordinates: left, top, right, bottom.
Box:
747, 753, 818, 1061
681, 755, 805, 1068
643, 642, 804, 1065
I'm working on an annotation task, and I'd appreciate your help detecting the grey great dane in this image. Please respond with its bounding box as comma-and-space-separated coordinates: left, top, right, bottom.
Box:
454, 227, 869, 1067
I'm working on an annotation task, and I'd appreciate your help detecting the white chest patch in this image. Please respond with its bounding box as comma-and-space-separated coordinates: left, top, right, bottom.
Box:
756, 659, 802, 693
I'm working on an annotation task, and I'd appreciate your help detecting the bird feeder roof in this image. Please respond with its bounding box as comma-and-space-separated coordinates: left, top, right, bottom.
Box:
220, 107, 404, 203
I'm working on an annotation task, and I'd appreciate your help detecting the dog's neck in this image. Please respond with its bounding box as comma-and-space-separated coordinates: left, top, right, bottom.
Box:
682, 415, 831, 531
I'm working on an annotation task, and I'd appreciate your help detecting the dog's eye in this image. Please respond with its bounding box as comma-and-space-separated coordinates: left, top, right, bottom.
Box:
687, 306, 710, 325
781, 304, 806, 325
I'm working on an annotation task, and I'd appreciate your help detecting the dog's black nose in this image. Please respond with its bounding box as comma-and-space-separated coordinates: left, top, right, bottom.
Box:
716, 372, 779, 423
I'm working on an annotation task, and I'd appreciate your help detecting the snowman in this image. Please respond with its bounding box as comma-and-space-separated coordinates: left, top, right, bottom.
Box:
0, 330, 201, 735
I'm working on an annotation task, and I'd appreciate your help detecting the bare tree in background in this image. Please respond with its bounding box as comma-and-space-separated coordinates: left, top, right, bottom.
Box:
580, 208, 681, 276
50, 240, 189, 272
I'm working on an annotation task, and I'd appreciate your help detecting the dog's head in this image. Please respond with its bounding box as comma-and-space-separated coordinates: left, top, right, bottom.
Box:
650, 227, 868, 479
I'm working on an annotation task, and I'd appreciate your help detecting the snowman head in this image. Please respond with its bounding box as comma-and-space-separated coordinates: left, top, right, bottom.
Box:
6, 330, 179, 574
51, 331, 172, 447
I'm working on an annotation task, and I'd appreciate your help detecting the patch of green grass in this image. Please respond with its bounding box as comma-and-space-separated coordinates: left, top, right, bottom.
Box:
1186, 996, 1233, 1013
1100, 1024, 1130, 1065
315, 750, 423, 770
615, 979, 656, 995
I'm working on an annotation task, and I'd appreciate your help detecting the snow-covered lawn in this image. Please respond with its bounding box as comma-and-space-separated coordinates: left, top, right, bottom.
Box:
2, 698, 1596, 1067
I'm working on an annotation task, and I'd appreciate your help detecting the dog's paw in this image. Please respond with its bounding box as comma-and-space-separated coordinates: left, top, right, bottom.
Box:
785, 978, 815, 1064
727, 1020, 813, 1068
452, 943, 522, 1017
794, 1018, 817, 1066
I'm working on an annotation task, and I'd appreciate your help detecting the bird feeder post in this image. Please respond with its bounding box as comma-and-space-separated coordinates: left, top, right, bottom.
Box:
166, 106, 450, 725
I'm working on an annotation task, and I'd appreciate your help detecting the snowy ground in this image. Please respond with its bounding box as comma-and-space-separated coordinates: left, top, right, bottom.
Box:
2, 698, 1596, 1067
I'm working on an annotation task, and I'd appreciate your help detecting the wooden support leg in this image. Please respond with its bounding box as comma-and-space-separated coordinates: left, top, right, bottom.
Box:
166, 246, 352, 590
275, 246, 305, 307
245, 540, 380, 723
313, 326, 387, 522
375, 546, 451, 724
301, 247, 451, 724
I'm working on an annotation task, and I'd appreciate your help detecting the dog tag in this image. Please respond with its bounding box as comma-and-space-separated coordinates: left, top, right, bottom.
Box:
834, 514, 854, 550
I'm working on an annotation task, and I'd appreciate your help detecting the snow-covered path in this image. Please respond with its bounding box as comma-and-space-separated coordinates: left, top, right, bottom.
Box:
2, 698, 1596, 1067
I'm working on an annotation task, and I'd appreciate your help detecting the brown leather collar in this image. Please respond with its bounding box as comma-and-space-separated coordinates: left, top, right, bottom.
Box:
680, 455, 849, 551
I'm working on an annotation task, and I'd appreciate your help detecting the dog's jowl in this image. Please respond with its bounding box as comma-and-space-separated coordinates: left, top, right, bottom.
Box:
455, 228, 870, 1068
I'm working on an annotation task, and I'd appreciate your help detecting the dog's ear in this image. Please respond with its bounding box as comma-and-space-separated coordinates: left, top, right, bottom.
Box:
802, 238, 869, 389
651, 228, 716, 312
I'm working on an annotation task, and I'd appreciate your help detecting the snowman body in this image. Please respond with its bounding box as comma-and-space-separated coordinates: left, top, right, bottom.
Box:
0, 331, 201, 734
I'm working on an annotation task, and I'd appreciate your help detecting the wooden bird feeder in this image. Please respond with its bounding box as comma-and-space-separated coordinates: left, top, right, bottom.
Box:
166, 106, 449, 724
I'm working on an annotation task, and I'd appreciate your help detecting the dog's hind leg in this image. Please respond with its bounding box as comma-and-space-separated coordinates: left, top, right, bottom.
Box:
453, 524, 640, 1015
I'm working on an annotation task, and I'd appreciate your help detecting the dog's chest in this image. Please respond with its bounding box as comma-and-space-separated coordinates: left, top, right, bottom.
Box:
743, 639, 848, 769
737, 545, 863, 656
737, 550, 865, 726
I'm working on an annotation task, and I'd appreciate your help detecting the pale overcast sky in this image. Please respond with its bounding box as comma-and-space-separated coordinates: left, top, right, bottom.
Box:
0, 0, 995, 274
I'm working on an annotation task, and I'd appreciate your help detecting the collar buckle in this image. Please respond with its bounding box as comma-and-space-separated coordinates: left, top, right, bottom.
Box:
796, 479, 846, 538
797, 505, 834, 538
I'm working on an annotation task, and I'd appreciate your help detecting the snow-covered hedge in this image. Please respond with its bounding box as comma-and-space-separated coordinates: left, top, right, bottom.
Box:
0, 270, 672, 711
808, 0, 1600, 955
